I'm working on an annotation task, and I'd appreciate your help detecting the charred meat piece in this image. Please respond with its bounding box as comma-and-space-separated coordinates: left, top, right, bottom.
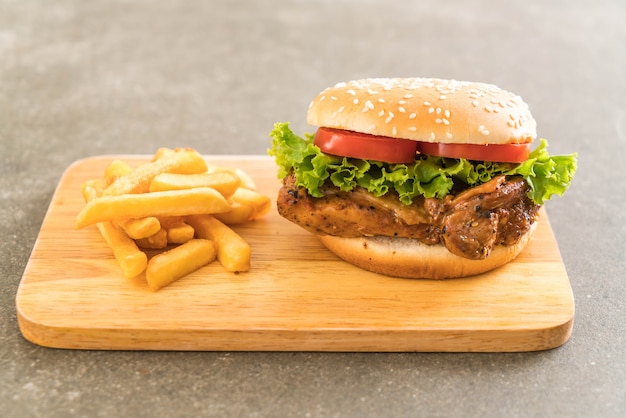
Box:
277, 173, 540, 260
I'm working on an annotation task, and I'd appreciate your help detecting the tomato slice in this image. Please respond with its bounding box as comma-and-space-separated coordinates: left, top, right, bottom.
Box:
415, 141, 531, 163
313, 127, 531, 164
313, 128, 418, 164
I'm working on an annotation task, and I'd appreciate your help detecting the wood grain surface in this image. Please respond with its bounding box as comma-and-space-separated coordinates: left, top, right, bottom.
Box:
16, 156, 574, 352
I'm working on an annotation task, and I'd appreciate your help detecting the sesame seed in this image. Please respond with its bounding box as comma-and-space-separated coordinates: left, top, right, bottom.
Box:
428, 107, 435, 114
367, 89, 378, 95
385, 112, 394, 123
347, 89, 356, 95
481, 129, 490, 136
507, 120, 515, 127
331, 96, 337, 100
398, 106, 406, 113
430, 132, 436, 140
436, 108, 442, 114
392, 127, 397, 135
320, 96, 326, 102
408, 126, 417, 131
378, 98, 385, 103
404, 94, 414, 98
444, 109, 450, 118
409, 113, 416, 119
364, 100, 374, 110
443, 118, 450, 125
478, 125, 485, 131
331, 111, 337, 118
378, 110, 385, 117
353, 98, 359, 104
338, 106, 345, 113
440, 95, 446, 100
398, 100, 406, 105
435, 118, 442, 124
423, 101, 431, 106
446, 132, 453, 139
472, 100, 479, 107
485, 105, 493, 112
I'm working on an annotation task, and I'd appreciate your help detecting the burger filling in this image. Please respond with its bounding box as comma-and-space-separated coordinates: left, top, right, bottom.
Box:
268, 122, 576, 261
278, 172, 540, 260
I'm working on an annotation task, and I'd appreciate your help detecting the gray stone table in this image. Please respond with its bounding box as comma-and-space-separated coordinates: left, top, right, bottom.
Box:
1, 1, 624, 416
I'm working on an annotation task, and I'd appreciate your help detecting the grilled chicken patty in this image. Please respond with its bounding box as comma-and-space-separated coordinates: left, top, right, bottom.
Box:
277, 173, 540, 260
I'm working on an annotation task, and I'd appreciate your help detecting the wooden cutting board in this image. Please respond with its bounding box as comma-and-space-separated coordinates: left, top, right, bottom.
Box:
16, 155, 574, 352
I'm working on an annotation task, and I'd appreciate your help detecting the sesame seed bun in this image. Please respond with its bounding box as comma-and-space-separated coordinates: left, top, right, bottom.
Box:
307, 78, 536, 145
317, 222, 536, 280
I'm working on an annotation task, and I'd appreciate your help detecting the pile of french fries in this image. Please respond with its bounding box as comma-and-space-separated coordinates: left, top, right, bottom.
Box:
75, 147, 270, 291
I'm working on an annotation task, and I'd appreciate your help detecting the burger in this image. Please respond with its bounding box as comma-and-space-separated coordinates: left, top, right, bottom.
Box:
268, 78, 577, 279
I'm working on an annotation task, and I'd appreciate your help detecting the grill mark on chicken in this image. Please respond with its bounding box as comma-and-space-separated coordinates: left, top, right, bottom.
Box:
277, 173, 540, 260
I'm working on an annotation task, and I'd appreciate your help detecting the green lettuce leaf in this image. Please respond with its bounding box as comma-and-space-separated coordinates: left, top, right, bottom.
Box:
268, 122, 577, 205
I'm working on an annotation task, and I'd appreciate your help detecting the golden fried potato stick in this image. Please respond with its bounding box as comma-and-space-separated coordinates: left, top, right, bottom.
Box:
206, 166, 257, 190
81, 180, 147, 278
116, 217, 161, 240
229, 188, 271, 220
149, 171, 241, 198
75, 187, 231, 229
212, 201, 254, 225
158, 216, 195, 244
186, 214, 251, 272
145, 239, 217, 291
232, 168, 257, 190
151, 147, 176, 161
135, 228, 168, 249
104, 159, 133, 186
99, 223, 149, 277
106, 160, 161, 238
81, 179, 105, 201
102, 148, 208, 196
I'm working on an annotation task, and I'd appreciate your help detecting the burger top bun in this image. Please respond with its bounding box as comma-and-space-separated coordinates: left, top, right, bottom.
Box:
307, 78, 537, 146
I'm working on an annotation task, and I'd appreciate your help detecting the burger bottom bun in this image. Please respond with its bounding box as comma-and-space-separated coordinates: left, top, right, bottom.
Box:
317, 223, 537, 280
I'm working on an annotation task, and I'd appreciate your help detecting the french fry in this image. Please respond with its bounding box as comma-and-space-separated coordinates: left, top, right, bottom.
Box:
81, 179, 105, 201
104, 159, 133, 186
207, 166, 257, 190
77, 149, 270, 290
152, 147, 176, 161
81, 179, 147, 278
159, 217, 195, 244
102, 148, 208, 196
149, 171, 241, 197
116, 217, 161, 240
99, 222, 149, 277
229, 188, 271, 220
233, 168, 257, 190
105, 161, 163, 238
213, 201, 254, 225
100, 223, 149, 277
145, 239, 217, 291
75, 187, 231, 229
135, 228, 168, 249
186, 214, 251, 272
